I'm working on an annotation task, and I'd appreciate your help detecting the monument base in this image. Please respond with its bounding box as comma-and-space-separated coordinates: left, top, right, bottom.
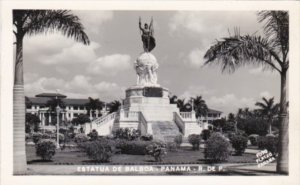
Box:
123, 86, 179, 121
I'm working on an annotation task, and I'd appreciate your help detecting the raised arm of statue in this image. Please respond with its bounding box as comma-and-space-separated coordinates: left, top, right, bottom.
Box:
139, 17, 143, 31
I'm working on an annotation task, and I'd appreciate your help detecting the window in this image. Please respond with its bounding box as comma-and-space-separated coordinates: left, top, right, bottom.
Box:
79, 106, 84, 110
74, 113, 78, 117
73, 106, 78, 110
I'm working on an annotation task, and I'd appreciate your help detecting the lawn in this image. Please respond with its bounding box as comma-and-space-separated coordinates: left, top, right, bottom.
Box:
26, 144, 258, 165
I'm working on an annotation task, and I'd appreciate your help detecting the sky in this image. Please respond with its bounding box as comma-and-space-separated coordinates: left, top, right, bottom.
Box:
22, 10, 283, 116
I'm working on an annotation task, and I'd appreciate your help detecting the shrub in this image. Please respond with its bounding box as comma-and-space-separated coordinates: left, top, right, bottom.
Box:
166, 142, 178, 152
49, 133, 65, 143
205, 133, 231, 162
230, 134, 248, 155
25, 133, 31, 142
248, 134, 259, 146
113, 128, 141, 140
74, 133, 89, 143
35, 139, 56, 160
87, 129, 98, 141
257, 136, 278, 154
32, 132, 43, 144
115, 139, 150, 155
173, 134, 183, 148
201, 129, 211, 141
145, 142, 167, 162
59, 128, 68, 135
188, 134, 201, 150
84, 139, 114, 162
140, 134, 153, 141
25, 124, 31, 133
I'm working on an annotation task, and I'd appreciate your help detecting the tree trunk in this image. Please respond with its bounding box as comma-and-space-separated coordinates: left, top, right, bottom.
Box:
276, 69, 288, 174
13, 35, 27, 174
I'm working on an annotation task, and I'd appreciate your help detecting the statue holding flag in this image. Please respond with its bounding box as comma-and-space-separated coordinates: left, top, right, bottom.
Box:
139, 17, 156, 52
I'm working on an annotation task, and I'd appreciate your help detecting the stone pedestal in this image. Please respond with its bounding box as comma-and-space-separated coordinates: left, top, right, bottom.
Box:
123, 86, 179, 121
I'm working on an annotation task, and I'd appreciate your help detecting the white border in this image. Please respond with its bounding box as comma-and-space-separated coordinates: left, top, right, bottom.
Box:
1, 1, 300, 185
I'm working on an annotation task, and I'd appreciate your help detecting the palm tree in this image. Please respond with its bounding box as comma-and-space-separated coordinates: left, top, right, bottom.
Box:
85, 97, 104, 119
109, 100, 121, 113
13, 10, 89, 174
46, 98, 66, 125
255, 97, 279, 134
169, 95, 178, 104
191, 96, 208, 118
204, 11, 288, 173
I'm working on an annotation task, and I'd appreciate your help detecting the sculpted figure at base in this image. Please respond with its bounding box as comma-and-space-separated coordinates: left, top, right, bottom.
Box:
135, 52, 159, 87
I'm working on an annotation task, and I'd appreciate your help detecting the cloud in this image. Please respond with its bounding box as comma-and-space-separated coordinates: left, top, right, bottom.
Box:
248, 67, 277, 76
24, 75, 125, 101
259, 91, 273, 99
184, 48, 206, 68
24, 73, 39, 83
41, 42, 100, 65
179, 85, 214, 100
87, 54, 131, 76
73, 10, 113, 35
24, 34, 75, 56
24, 34, 101, 67
169, 11, 262, 46
207, 94, 255, 115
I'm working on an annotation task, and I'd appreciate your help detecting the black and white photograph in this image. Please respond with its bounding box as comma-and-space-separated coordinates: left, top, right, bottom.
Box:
1, 0, 300, 185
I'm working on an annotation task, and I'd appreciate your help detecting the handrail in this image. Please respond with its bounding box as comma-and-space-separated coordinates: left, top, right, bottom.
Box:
138, 112, 147, 135
180, 112, 192, 119
123, 111, 139, 118
92, 112, 116, 126
173, 112, 185, 135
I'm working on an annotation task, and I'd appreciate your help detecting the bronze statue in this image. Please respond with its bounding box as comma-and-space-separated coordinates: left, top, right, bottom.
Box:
139, 17, 156, 52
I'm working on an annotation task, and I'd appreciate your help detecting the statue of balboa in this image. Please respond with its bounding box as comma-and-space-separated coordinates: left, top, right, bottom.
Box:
135, 17, 159, 87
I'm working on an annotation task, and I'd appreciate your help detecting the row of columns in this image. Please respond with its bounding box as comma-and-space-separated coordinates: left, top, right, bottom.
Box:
38, 112, 66, 126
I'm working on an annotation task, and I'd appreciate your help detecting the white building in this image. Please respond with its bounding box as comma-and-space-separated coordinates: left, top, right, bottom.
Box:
26, 93, 106, 130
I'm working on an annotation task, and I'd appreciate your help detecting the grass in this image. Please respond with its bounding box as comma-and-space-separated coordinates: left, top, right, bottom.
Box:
27, 144, 258, 165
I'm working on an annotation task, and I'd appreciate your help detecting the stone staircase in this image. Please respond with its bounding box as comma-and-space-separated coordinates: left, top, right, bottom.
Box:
184, 122, 203, 137
151, 121, 182, 142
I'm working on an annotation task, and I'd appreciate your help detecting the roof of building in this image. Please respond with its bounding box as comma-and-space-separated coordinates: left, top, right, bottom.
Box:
27, 97, 89, 106
35, 93, 67, 98
208, 108, 222, 114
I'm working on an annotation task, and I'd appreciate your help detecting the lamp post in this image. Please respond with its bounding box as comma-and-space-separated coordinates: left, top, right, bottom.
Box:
55, 90, 61, 149
56, 103, 61, 149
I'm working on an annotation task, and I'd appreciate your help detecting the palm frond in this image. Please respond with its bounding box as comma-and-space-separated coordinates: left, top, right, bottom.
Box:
258, 11, 289, 56
20, 10, 90, 45
204, 35, 282, 73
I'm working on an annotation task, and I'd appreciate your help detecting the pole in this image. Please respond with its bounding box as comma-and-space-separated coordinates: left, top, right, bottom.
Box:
56, 90, 60, 149
56, 107, 60, 149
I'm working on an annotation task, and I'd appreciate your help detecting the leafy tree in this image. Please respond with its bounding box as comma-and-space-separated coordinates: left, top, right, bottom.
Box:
169, 95, 178, 104
25, 113, 40, 132
175, 98, 192, 112
109, 100, 121, 113
204, 11, 289, 173
13, 10, 89, 173
85, 97, 104, 118
71, 114, 91, 125
255, 97, 279, 134
191, 96, 208, 118
46, 98, 66, 111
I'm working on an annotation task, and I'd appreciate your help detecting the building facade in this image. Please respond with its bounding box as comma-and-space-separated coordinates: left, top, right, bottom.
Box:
26, 93, 106, 129
198, 108, 223, 124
